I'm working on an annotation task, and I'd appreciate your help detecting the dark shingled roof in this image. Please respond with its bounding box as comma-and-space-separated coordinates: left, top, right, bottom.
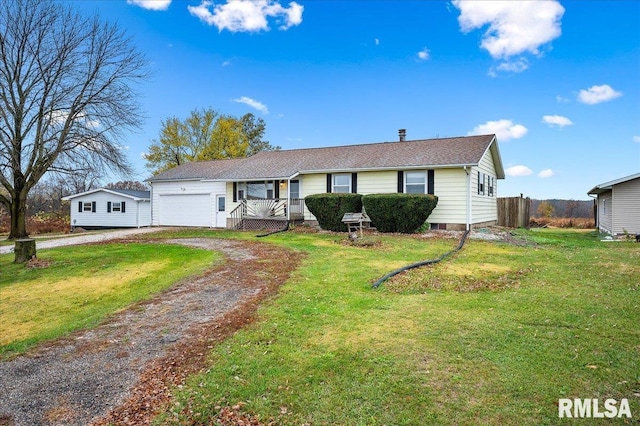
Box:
107, 189, 150, 199
147, 134, 503, 182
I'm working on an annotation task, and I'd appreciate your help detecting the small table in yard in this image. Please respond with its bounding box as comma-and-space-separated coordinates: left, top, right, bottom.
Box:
341, 212, 371, 239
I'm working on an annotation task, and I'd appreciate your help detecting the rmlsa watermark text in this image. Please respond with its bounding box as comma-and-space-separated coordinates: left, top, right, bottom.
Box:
558, 398, 632, 419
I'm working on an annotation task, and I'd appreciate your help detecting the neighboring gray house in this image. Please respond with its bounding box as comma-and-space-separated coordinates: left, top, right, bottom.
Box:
588, 172, 640, 235
147, 132, 505, 231
62, 188, 151, 229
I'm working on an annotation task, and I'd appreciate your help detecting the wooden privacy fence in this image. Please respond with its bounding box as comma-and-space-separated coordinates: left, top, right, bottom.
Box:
497, 196, 530, 228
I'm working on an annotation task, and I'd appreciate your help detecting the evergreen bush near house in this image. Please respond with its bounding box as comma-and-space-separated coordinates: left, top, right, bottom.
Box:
304, 193, 363, 232
363, 193, 438, 233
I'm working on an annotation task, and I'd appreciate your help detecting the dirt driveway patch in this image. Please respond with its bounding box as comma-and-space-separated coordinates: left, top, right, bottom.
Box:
0, 238, 302, 426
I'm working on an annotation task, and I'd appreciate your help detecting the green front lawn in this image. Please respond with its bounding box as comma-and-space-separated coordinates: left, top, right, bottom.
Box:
157, 229, 639, 425
1, 229, 638, 424
0, 242, 218, 358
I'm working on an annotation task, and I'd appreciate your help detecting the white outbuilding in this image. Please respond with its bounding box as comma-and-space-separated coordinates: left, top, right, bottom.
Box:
62, 188, 151, 229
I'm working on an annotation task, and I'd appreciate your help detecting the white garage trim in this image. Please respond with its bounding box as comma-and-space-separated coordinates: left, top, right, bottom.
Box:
158, 193, 212, 227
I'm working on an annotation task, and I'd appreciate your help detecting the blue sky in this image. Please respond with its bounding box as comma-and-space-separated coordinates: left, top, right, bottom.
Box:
73, 0, 639, 200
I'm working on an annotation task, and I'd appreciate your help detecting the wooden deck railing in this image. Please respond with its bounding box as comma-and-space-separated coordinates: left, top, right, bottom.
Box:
230, 198, 305, 229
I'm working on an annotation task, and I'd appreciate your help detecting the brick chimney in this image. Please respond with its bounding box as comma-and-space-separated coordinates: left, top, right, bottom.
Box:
398, 129, 406, 142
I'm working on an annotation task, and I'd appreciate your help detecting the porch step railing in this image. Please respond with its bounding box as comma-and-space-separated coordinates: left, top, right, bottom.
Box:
230, 200, 247, 230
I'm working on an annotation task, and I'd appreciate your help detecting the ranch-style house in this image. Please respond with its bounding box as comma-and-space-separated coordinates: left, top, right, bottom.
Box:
146, 131, 505, 231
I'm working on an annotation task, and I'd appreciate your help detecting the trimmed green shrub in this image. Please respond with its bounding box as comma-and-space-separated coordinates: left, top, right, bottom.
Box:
363, 193, 438, 233
305, 193, 363, 232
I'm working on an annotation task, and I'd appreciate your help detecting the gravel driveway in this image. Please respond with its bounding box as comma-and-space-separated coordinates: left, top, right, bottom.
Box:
0, 236, 302, 426
0, 227, 168, 255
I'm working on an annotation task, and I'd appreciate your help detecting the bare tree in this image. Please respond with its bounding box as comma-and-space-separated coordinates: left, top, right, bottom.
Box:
106, 180, 149, 191
0, 0, 148, 239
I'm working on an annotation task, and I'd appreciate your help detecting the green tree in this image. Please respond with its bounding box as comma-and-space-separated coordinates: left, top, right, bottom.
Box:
144, 108, 279, 175
0, 0, 148, 239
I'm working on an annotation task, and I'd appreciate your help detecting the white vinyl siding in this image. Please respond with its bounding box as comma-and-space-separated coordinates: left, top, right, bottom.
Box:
357, 170, 397, 194
427, 168, 468, 226
300, 173, 327, 221
68, 191, 150, 228
151, 180, 225, 227
611, 177, 640, 235
471, 147, 499, 225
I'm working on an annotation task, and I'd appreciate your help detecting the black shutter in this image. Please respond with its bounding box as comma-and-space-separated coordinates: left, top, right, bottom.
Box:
351, 173, 357, 193
477, 171, 481, 194
233, 182, 237, 202
92, 201, 96, 213
427, 170, 435, 195
274, 180, 280, 199
121, 201, 126, 213
397, 171, 404, 193
78, 201, 82, 212
326, 173, 332, 193
107, 202, 111, 213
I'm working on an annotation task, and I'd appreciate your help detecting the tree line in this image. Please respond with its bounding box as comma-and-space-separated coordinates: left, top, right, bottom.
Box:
532, 199, 594, 218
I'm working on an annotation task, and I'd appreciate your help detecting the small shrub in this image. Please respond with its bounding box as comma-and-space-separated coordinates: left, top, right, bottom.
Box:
363, 193, 438, 233
305, 193, 363, 232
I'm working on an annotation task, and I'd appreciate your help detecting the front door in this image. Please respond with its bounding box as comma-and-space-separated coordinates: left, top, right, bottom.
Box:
215, 194, 226, 228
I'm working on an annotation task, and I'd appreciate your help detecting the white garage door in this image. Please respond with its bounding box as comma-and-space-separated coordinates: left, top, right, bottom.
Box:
159, 194, 211, 227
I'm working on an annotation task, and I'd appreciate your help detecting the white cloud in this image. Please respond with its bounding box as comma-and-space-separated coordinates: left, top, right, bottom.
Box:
375, 38, 380, 46
127, 0, 171, 11
489, 58, 529, 76
506, 165, 533, 177
233, 96, 269, 114
633, 135, 640, 143
417, 47, 430, 61
453, 0, 564, 59
469, 119, 528, 141
578, 84, 622, 105
542, 115, 573, 127
538, 169, 554, 178
556, 95, 571, 103
188, 0, 303, 32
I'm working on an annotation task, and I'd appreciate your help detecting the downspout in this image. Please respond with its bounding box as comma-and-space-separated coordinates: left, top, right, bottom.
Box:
150, 185, 154, 226
464, 166, 471, 231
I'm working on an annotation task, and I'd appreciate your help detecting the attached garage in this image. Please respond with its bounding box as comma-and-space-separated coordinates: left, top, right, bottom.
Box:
158, 194, 212, 227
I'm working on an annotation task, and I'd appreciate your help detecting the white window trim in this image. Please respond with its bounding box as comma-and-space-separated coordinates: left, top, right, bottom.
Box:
332, 173, 351, 193
405, 171, 426, 194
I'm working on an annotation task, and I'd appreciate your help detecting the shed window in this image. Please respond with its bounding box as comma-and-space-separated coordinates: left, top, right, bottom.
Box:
478, 172, 485, 195
332, 174, 351, 193
405, 172, 426, 194
83, 202, 93, 212
112, 202, 121, 212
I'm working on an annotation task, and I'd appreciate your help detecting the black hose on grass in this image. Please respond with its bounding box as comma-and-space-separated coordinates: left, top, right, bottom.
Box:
256, 221, 291, 238
372, 229, 470, 289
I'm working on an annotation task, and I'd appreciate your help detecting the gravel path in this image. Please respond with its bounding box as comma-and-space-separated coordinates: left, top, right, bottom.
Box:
0, 237, 301, 426
0, 227, 168, 255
